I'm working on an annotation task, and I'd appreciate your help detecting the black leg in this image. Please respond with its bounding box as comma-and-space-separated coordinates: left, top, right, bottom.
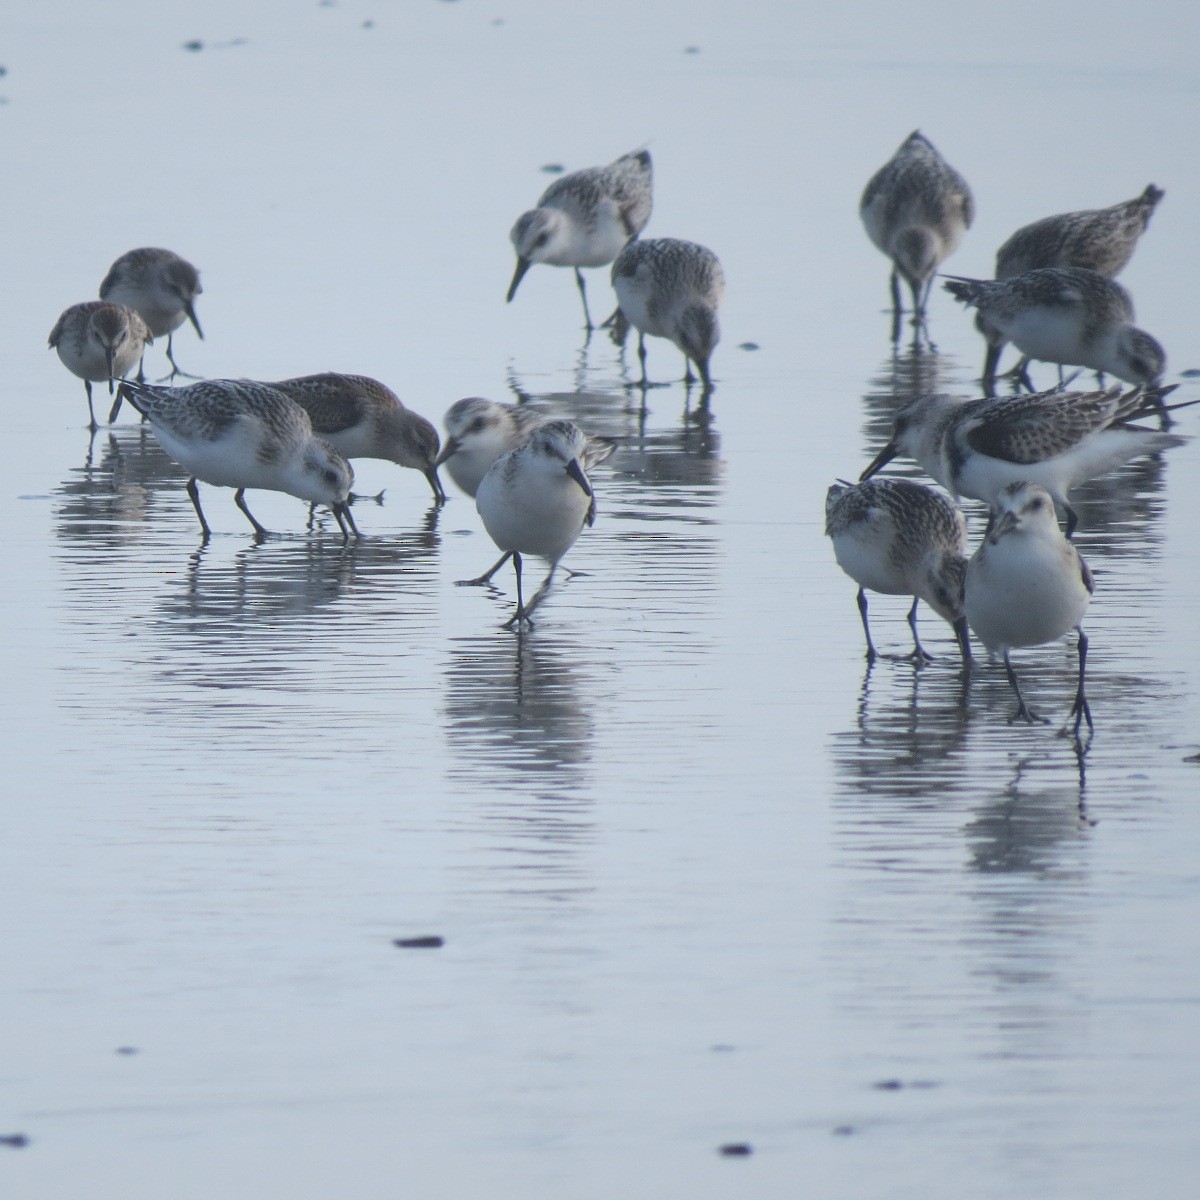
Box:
1064, 504, 1079, 540
637, 332, 648, 387
574, 269, 593, 330
502, 551, 532, 630
186, 477, 212, 539
982, 343, 1002, 397
906, 598, 934, 662
84, 380, 98, 432
1004, 650, 1047, 724
856, 588, 876, 662
1067, 628, 1093, 734
1016, 360, 1036, 393
889, 269, 902, 314
234, 487, 268, 538
457, 550, 512, 588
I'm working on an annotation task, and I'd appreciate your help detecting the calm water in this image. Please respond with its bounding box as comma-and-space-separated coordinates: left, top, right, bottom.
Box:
3, 2, 1200, 1196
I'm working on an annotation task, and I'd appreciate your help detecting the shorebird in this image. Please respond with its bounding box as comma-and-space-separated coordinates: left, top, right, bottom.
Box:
439, 398, 614, 585
507, 148, 653, 329
944, 267, 1165, 395
267, 373, 444, 502
48, 301, 153, 430
963, 482, 1094, 732
474, 420, 597, 628
861, 385, 1187, 536
825, 477, 971, 664
974, 187, 1165, 386
99, 248, 203, 388
860, 130, 974, 331
610, 237, 724, 391
116, 378, 356, 541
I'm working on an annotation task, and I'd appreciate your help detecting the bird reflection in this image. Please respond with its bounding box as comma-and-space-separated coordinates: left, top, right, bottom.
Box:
831, 658, 972, 799
444, 633, 593, 791
53, 425, 186, 547
860, 345, 974, 472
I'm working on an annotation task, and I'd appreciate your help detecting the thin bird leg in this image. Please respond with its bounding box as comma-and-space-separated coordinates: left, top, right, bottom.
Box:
889, 269, 902, 314
502, 551, 533, 630
1016, 360, 1036, 393
1064, 503, 1079, 540
186, 477, 212, 539
683, 354, 695, 385
856, 588, 877, 662
637, 332, 649, 387
1003, 650, 1048, 724
83, 380, 98, 432
332, 503, 360, 542
456, 551, 512, 588
234, 487, 269, 539
518, 565, 559, 622
982, 343, 1002, 397
906, 598, 934, 662
574, 268, 594, 330
157, 333, 200, 383
908, 277, 925, 319
1066, 628, 1093, 735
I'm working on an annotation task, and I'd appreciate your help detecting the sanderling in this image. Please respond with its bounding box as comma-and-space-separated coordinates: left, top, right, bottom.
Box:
474, 420, 597, 628
507, 148, 653, 329
49, 301, 153, 430
994, 185, 1164, 280
439, 398, 615, 585
860, 130, 974, 328
610, 237, 724, 391
99, 248, 203, 385
116, 378, 356, 541
944, 267, 1165, 395
861, 385, 1186, 537
826, 477, 971, 664
963, 482, 1094, 732
267, 373, 444, 502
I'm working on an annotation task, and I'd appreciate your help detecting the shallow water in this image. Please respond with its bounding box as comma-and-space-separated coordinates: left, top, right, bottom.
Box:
3, 2, 1200, 1197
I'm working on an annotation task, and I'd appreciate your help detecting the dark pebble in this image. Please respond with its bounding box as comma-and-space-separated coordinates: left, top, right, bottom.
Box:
832, 1125, 856, 1137
1178, 368, 1200, 377
738, 341, 760, 351
362, 19, 375, 28
541, 163, 565, 175
873, 1078, 903, 1090
709, 1043, 737, 1052
0, 1134, 29, 1148
116, 1046, 139, 1056
718, 1142, 752, 1156
182, 40, 204, 52
393, 935, 444, 948
684, 46, 701, 55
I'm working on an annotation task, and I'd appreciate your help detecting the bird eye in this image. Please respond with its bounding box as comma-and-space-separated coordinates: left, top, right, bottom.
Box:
470, 417, 486, 433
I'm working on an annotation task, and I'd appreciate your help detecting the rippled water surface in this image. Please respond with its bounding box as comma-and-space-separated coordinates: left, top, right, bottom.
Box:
3, 2, 1200, 1197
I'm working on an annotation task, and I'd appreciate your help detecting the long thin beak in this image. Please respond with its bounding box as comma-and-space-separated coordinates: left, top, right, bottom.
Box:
859, 442, 897, 481
425, 466, 446, 502
433, 436, 460, 468
565, 458, 592, 497
988, 510, 1018, 544
506, 257, 531, 303
185, 301, 204, 340
105, 347, 116, 393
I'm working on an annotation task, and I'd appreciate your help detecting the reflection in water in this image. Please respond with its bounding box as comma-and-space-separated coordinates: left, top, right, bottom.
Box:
53, 425, 185, 546
443, 634, 596, 898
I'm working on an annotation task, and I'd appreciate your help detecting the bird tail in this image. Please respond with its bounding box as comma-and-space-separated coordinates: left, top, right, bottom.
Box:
941, 275, 988, 306
115, 379, 150, 417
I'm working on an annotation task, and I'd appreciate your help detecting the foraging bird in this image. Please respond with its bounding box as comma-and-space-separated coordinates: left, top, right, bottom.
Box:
437, 398, 614, 586
861, 385, 1186, 537
860, 130, 974, 329
507, 149, 653, 329
944, 267, 1165, 395
610, 237, 724, 391
267, 373, 445, 502
975, 187, 1164, 386
49, 301, 153, 430
963, 482, 1094, 732
99, 248, 203, 391
825, 477, 971, 664
474, 420, 597, 628
116, 378, 356, 541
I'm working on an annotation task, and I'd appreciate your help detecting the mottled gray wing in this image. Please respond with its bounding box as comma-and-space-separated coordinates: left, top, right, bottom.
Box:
963, 391, 1120, 464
